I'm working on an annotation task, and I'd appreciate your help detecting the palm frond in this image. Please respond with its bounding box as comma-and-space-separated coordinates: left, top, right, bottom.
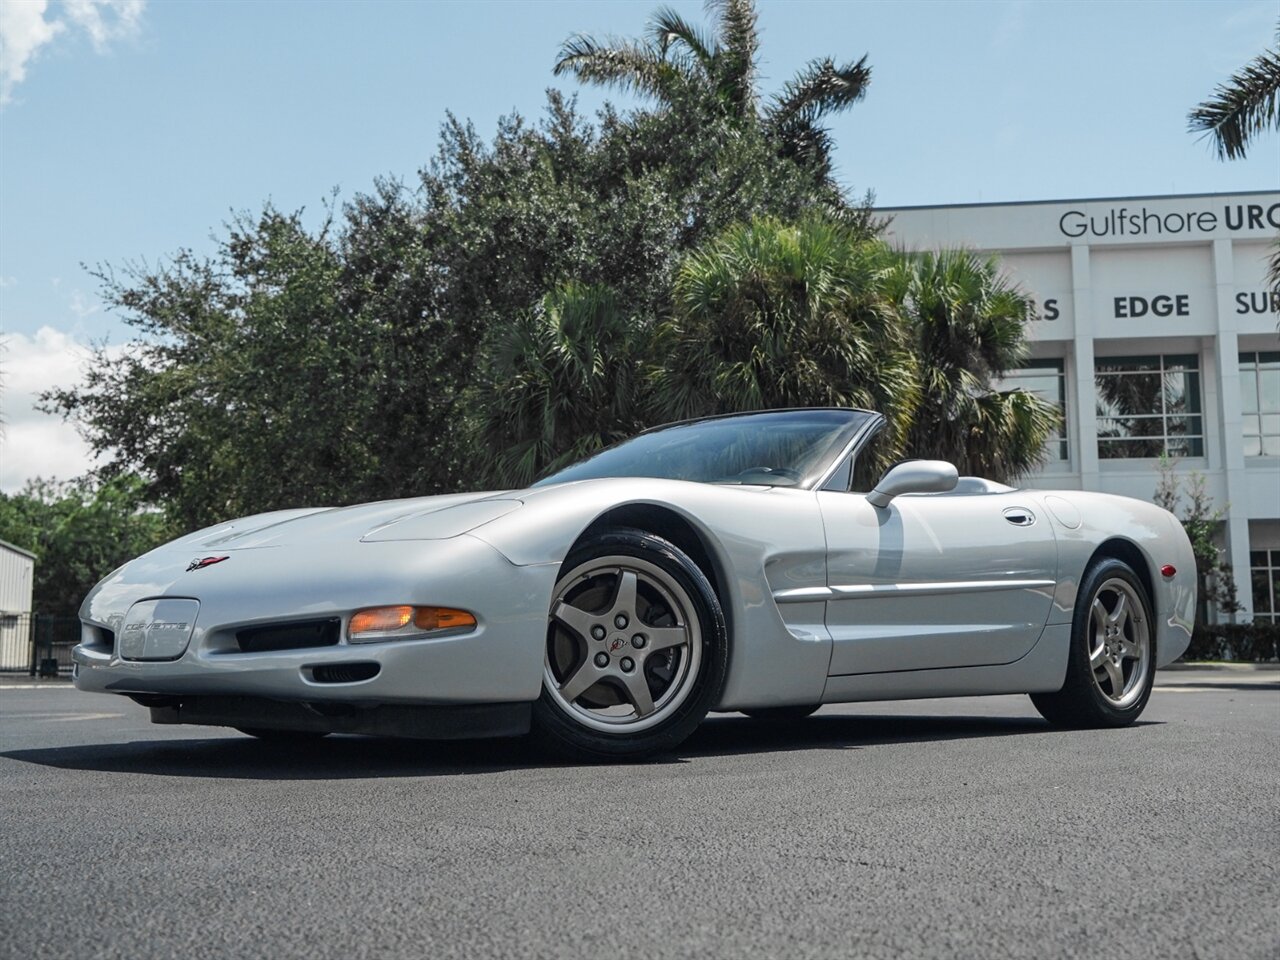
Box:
892, 247, 1046, 481
706, 0, 759, 117
649, 6, 717, 73
554, 34, 693, 102
769, 55, 871, 126
1188, 46, 1280, 160
1269, 237, 1280, 299
479, 282, 652, 487
768, 116, 835, 177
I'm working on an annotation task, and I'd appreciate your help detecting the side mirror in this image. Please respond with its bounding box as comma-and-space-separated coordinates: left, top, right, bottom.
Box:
866, 460, 958, 508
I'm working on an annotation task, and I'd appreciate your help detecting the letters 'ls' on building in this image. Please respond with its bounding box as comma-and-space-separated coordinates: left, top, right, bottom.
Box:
882, 191, 1280, 624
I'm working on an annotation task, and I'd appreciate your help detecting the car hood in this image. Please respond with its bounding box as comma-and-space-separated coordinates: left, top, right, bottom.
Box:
164, 491, 516, 552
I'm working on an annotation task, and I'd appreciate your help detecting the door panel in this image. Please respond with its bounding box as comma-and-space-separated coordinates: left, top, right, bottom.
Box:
817, 491, 1058, 675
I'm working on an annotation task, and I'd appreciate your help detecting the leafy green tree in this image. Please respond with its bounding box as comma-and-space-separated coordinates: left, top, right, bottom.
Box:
555, 0, 872, 179
652, 216, 919, 473
44, 205, 480, 532
46, 90, 861, 526
479, 283, 654, 487
0, 476, 171, 617
419, 91, 862, 331
885, 249, 1059, 482
1154, 457, 1242, 627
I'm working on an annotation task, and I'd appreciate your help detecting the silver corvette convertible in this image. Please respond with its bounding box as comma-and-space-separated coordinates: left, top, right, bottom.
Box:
74, 408, 1196, 759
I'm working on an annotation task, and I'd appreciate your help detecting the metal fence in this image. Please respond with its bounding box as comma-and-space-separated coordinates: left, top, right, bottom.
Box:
0, 614, 81, 676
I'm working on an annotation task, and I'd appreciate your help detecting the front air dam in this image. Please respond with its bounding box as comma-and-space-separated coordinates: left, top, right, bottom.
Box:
145, 695, 533, 739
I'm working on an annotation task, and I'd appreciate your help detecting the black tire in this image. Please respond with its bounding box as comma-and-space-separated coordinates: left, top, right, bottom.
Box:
741, 704, 821, 721
235, 727, 331, 741
1031, 557, 1156, 728
531, 527, 728, 762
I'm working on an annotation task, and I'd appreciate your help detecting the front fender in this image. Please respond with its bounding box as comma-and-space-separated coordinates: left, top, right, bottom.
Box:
469, 479, 836, 710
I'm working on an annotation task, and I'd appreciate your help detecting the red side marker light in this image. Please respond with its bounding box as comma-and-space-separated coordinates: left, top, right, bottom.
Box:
1160, 564, 1176, 578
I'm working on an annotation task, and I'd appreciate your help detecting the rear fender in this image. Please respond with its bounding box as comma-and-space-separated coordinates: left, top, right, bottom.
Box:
1036, 493, 1195, 666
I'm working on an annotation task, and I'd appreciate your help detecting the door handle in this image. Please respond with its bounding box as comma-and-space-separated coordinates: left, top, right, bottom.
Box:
1003, 507, 1036, 526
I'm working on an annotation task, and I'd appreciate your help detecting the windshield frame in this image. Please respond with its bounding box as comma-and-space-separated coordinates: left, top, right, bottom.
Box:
534, 407, 885, 491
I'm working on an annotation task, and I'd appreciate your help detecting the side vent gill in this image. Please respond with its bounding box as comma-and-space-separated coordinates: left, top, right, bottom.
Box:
310, 662, 380, 684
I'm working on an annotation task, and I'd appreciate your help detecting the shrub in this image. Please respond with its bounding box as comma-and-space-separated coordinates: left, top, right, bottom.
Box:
1182, 621, 1280, 662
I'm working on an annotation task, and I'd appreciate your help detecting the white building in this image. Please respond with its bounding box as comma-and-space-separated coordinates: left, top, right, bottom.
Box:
882, 191, 1280, 623
0, 539, 35, 670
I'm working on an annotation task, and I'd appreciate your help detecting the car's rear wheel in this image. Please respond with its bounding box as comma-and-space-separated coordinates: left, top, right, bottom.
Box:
741, 704, 821, 721
1031, 557, 1155, 728
531, 527, 728, 761
235, 728, 330, 741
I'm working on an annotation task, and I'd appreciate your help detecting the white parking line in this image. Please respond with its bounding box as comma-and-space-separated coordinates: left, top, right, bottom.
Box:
1154, 685, 1275, 693
1, 712, 124, 721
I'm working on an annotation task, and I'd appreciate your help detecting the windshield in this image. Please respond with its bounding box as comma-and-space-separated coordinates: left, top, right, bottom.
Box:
535, 409, 875, 488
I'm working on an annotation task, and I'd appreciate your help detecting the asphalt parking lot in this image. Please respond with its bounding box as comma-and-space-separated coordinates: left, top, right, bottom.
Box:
1, 669, 1276, 960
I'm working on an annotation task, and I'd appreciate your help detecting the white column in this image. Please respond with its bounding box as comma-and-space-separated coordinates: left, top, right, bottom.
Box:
1211, 238, 1252, 622
1070, 243, 1100, 492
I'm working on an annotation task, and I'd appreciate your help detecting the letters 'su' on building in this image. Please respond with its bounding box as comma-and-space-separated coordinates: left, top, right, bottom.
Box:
882, 191, 1280, 624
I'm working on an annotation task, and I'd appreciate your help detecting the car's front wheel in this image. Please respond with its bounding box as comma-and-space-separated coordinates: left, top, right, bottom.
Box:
1031, 557, 1155, 728
532, 527, 728, 761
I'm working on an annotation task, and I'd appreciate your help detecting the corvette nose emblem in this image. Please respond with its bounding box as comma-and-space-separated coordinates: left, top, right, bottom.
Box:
186, 555, 229, 572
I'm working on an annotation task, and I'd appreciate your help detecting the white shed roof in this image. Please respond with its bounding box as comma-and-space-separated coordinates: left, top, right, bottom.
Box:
0, 539, 36, 561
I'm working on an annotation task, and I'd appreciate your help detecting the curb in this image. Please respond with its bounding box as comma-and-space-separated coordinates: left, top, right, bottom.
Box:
1161, 661, 1280, 672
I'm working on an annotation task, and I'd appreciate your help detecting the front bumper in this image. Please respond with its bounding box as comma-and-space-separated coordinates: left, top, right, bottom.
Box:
72, 534, 560, 709
145, 695, 532, 739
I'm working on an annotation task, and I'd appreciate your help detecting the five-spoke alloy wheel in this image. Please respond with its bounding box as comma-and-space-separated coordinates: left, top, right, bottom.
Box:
1084, 577, 1151, 709
1031, 557, 1155, 728
532, 527, 727, 760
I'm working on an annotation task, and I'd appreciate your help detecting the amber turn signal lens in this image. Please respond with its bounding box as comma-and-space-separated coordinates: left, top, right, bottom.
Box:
349, 606, 413, 636
348, 605, 477, 641
414, 607, 477, 631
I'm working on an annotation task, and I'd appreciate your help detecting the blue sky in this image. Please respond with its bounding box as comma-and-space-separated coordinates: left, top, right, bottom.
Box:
0, 0, 1277, 488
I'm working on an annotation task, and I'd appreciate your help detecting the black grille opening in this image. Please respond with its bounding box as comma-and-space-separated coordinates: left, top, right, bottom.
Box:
236, 619, 340, 654
311, 662, 380, 684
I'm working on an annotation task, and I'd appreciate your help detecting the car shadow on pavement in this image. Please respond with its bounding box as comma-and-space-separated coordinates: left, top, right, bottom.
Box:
0, 712, 1156, 780
681, 713, 1059, 759
676, 712, 1161, 760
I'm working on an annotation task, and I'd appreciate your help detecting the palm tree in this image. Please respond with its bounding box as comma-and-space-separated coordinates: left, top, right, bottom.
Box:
652, 216, 919, 473
478, 283, 652, 488
1189, 20, 1280, 295
554, 0, 871, 177
1188, 21, 1280, 160
886, 250, 1059, 483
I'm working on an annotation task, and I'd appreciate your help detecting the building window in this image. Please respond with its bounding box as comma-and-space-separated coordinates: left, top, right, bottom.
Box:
1095, 354, 1203, 459
1239, 351, 1280, 457
1251, 550, 1280, 623
999, 359, 1068, 461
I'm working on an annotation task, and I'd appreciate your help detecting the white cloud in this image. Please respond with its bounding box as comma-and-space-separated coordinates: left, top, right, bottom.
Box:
0, 1, 65, 105
68, 288, 99, 319
0, 0, 145, 106
63, 0, 143, 52
0, 326, 120, 491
